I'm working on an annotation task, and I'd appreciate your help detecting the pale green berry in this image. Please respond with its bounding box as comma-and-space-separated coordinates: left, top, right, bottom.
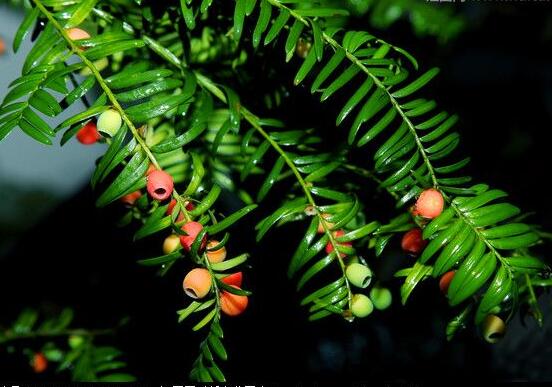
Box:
68, 335, 85, 349
370, 287, 392, 310
97, 109, 122, 137
346, 263, 372, 288
351, 294, 373, 318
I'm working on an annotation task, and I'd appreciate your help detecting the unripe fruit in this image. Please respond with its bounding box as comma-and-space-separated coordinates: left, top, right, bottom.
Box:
96, 109, 122, 137
120, 190, 142, 206
180, 221, 207, 252
147, 170, 174, 201
68, 335, 84, 349
401, 228, 427, 255
32, 352, 48, 373
345, 263, 372, 288
351, 294, 374, 318
220, 285, 248, 316
66, 27, 91, 41
183, 268, 212, 299
76, 122, 101, 145
295, 38, 312, 59
414, 188, 444, 219
163, 234, 181, 254
317, 213, 334, 233
439, 270, 455, 294
370, 287, 392, 310
221, 272, 243, 287
481, 314, 506, 344
206, 240, 227, 263
325, 230, 352, 258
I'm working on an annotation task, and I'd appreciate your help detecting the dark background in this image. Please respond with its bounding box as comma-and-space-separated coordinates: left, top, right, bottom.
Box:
1, 1, 552, 383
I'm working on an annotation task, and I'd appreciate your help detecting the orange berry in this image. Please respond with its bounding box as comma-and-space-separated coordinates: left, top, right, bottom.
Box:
183, 268, 212, 299
220, 285, 248, 316
180, 221, 207, 252
65, 28, 91, 51
66, 27, 91, 41
221, 272, 243, 287
0, 37, 5, 56
32, 352, 48, 373
163, 234, 181, 254
414, 189, 444, 219
325, 230, 352, 258
439, 270, 455, 294
401, 228, 427, 255
317, 213, 334, 233
206, 240, 227, 263
120, 190, 142, 206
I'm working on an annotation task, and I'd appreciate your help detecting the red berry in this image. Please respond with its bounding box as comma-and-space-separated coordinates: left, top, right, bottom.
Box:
220, 285, 248, 316
401, 228, 427, 255
76, 122, 101, 145
221, 272, 243, 287
147, 170, 174, 201
32, 352, 48, 373
0, 37, 6, 56
439, 271, 455, 294
166, 199, 193, 222
120, 190, 142, 206
325, 230, 352, 258
415, 188, 444, 219
180, 221, 207, 252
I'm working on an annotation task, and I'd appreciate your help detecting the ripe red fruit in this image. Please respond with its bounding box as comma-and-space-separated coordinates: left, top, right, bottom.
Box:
414, 188, 444, 219
166, 199, 194, 222
0, 37, 6, 56
147, 170, 174, 201
221, 272, 243, 287
120, 190, 142, 206
183, 268, 212, 299
76, 122, 101, 145
401, 228, 427, 255
32, 352, 48, 373
439, 271, 455, 294
220, 285, 248, 316
180, 221, 207, 252
325, 230, 352, 258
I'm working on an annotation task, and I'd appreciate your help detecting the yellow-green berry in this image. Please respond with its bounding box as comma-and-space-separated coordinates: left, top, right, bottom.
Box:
370, 287, 392, 310
346, 263, 372, 288
97, 109, 122, 137
351, 294, 373, 318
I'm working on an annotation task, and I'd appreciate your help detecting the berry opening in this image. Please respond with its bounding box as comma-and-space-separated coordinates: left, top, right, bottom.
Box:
184, 287, 198, 298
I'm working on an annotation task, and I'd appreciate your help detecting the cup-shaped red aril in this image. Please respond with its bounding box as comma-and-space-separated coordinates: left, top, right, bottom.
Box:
147, 170, 174, 201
